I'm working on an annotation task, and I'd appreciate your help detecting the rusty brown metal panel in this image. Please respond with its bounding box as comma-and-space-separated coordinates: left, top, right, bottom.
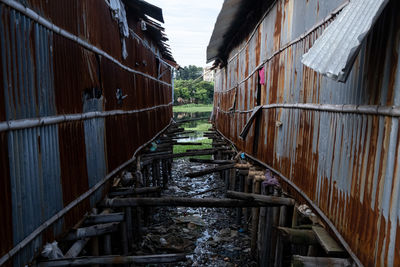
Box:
27, 0, 79, 36
78, 0, 122, 62
53, 34, 100, 114
213, 0, 400, 265
0, 0, 173, 265
58, 121, 90, 226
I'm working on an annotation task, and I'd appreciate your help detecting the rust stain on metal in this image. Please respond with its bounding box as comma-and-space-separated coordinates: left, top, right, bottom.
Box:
212, 0, 400, 265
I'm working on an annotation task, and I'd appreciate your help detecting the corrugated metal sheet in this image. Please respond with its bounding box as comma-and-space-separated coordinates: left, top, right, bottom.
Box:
0, 0, 174, 265
211, 0, 400, 266
302, 0, 389, 82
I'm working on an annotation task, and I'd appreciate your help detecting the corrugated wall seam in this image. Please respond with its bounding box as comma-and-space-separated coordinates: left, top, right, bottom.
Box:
214, 0, 350, 92
0, 0, 172, 87
0, 118, 174, 266
0, 101, 173, 132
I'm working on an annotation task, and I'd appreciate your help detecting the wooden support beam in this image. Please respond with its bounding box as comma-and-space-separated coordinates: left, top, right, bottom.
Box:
312, 226, 346, 256
142, 150, 217, 164
102, 197, 291, 208
38, 254, 187, 266
169, 130, 195, 135
189, 158, 236, 164
291, 255, 352, 267
65, 223, 119, 241
84, 213, 124, 225
109, 187, 161, 197
175, 142, 203, 146
226, 191, 295, 206
185, 164, 236, 178
277, 227, 318, 245
251, 180, 261, 258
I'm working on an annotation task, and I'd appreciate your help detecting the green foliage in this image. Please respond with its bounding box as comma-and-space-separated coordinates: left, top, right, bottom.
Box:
174, 79, 214, 104
175, 65, 203, 80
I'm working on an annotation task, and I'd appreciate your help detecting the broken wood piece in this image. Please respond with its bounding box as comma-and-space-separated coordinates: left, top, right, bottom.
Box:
277, 227, 318, 245
312, 226, 346, 256
184, 163, 236, 178
65, 223, 119, 241
239, 105, 263, 139
38, 254, 187, 266
84, 213, 125, 225
103, 197, 292, 208
189, 158, 236, 164
65, 239, 89, 258
226, 191, 295, 206
291, 255, 352, 267
109, 186, 161, 197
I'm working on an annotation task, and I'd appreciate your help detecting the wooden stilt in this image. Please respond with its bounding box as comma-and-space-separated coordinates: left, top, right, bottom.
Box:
250, 180, 261, 258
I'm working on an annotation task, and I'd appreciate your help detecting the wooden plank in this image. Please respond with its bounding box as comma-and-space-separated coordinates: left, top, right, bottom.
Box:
103, 197, 292, 208
175, 142, 202, 146
175, 117, 208, 123
189, 158, 236, 164
109, 186, 161, 197
38, 254, 187, 266
239, 105, 263, 139
64, 239, 89, 258
226, 191, 295, 206
142, 150, 217, 164
84, 213, 124, 225
312, 226, 346, 256
65, 223, 119, 241
291, 255, 352, 267
184, 163, 236, 177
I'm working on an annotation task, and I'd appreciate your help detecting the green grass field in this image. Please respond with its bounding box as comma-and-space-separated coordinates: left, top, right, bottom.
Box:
173, 104, 213, 113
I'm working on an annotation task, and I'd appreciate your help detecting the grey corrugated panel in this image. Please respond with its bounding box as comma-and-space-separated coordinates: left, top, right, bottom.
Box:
302, 0, 389, 82
83, 97, 107, 206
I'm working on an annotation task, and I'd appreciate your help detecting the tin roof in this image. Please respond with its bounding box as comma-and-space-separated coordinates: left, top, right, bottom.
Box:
301, 0, 389, 82
206, 0, 275, 64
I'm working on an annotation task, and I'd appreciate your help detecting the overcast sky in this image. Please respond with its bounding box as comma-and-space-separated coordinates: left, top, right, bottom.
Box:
146, 0, 224, 67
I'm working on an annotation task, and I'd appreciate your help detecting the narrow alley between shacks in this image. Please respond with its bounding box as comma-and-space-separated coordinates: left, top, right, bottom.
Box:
1, 0, 399, 266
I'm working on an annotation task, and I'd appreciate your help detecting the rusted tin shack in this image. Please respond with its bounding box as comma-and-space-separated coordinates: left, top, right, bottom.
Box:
0, 0, 175, 265
208, 0, 399, 266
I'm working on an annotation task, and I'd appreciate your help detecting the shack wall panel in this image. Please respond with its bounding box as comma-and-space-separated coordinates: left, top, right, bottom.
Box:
0, 0, 173, 265
213, 0, 400, 265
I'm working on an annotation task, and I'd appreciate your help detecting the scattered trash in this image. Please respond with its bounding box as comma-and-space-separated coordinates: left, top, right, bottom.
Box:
41, 241, 64, 259
133, 158, 255, 266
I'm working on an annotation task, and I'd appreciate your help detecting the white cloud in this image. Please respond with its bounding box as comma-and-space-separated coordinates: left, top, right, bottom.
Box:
145, 0, 223, 67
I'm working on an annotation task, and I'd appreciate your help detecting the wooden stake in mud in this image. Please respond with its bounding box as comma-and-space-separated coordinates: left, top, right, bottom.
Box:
251, 180, 261, 258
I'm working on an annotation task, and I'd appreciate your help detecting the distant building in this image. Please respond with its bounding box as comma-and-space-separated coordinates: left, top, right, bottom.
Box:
203, 66, 215, 82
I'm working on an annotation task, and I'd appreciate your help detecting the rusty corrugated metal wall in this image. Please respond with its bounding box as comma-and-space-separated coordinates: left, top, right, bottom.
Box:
0, 0, 173, 266
213, 0, 400, 266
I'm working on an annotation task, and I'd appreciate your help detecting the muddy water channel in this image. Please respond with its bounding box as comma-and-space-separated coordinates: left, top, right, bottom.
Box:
134, 112, 256, 266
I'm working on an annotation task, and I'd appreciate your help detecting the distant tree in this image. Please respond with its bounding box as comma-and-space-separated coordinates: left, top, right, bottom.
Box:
175, 65, 203, 80
173, 78, 214, 104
